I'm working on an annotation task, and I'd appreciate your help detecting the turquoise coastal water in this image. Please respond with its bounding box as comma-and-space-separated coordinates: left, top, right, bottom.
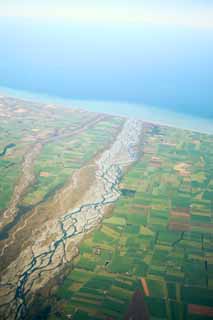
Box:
0, 17, 212, 120
0, 86, 213, 135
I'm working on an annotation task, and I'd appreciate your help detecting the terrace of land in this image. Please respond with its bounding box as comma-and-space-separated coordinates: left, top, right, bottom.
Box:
0, 109, 142, 320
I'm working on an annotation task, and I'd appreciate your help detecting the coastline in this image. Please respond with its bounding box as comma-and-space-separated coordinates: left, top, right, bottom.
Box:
0, 85, 213, 135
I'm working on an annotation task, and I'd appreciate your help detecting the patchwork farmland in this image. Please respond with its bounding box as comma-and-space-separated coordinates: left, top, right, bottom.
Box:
0, 96, 213, 320
0, 96, 123, 234
34, 123, 213, 320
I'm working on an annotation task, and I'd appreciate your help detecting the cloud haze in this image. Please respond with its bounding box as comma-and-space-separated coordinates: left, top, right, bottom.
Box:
1, 1, 213, 29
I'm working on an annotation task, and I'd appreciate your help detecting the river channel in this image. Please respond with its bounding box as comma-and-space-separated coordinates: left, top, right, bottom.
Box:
0, 119, 142, 320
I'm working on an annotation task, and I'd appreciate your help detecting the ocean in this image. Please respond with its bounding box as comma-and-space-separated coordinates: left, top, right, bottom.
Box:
0, 17, 212, 131
0, 85, 213, 135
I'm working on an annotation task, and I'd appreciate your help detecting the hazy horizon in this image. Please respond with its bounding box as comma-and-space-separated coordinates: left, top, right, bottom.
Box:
0, 1, 212, 118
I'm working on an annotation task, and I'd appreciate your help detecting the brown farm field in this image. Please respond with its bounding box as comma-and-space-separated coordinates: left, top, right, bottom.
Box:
26, 122, 213, 319
0, 97, 213, 320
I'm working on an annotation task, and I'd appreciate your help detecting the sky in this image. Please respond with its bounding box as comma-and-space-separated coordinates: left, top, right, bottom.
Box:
1, 1, 213, 29
0, 1, 212, 118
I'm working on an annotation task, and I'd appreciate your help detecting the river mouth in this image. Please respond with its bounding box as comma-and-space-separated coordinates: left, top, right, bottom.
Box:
0, 86, 213, 135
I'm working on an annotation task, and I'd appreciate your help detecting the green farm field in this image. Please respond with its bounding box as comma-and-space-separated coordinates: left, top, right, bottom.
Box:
0, 97, 123, 213
35, 123, 213, 320
21, 118, 122, 206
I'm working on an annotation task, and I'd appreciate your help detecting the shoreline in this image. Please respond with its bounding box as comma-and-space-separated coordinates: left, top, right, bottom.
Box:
0, 85, 213, 135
